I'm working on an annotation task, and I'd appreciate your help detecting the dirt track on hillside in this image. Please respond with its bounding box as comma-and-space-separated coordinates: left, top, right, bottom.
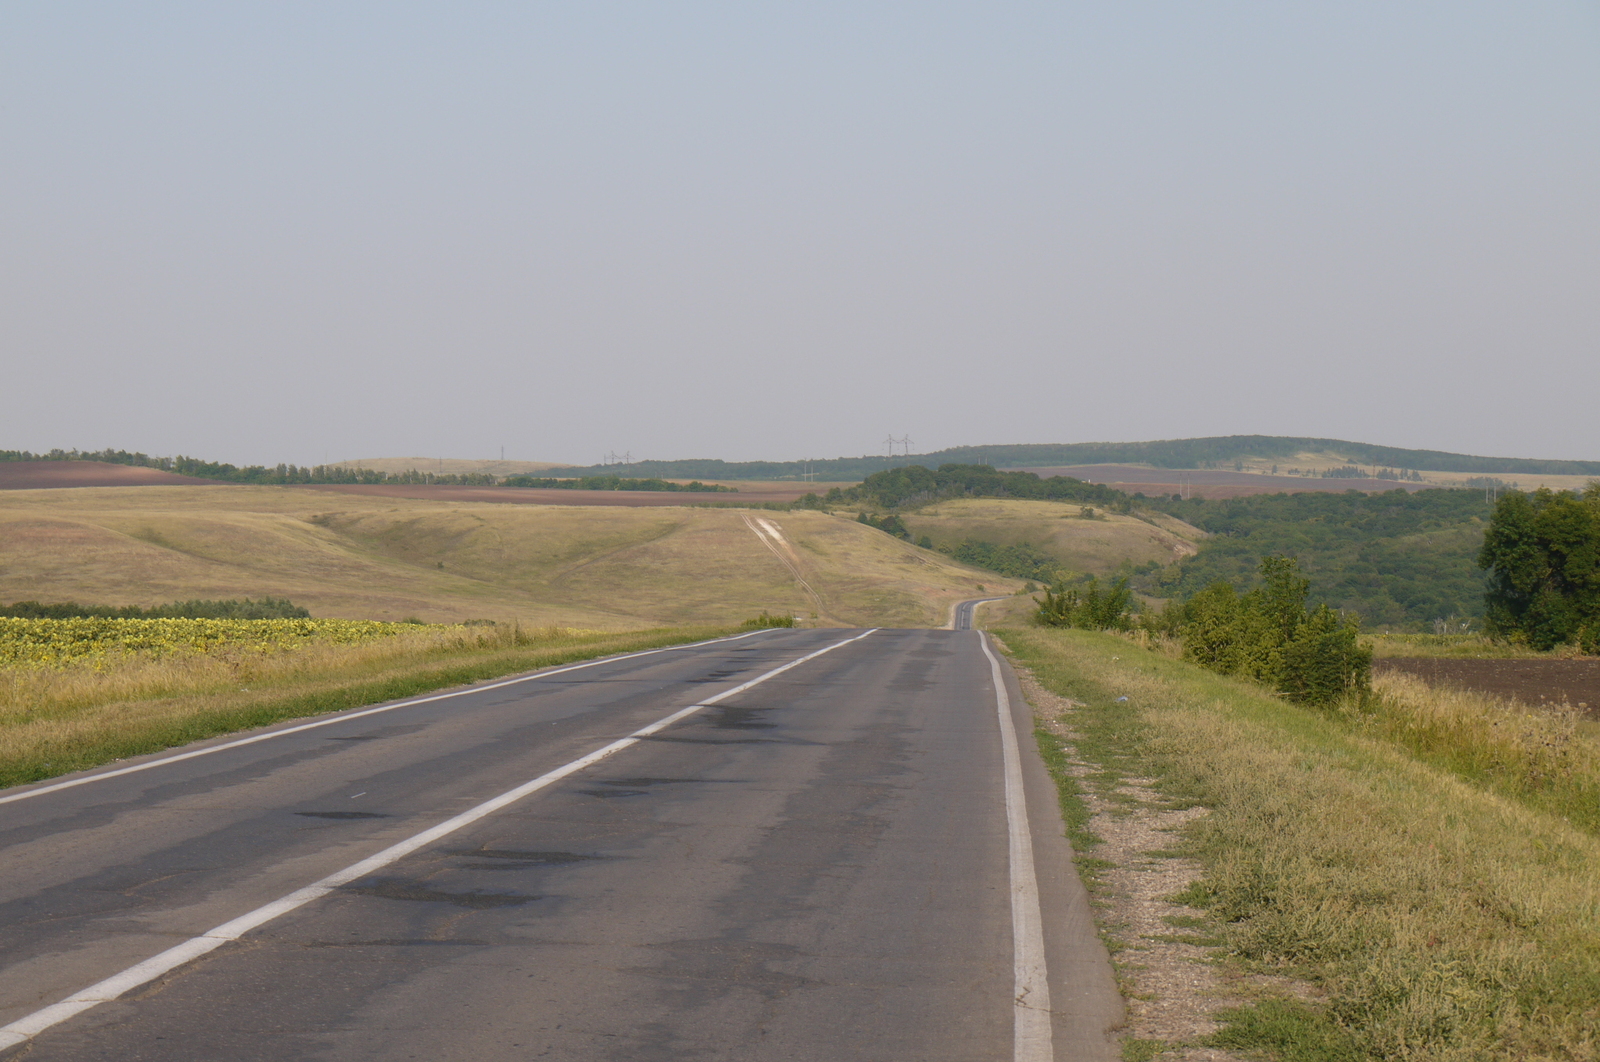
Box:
0, 461, 218, 489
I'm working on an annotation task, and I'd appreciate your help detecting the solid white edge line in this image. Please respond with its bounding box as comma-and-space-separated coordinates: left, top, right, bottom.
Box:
980, 631, 1054, 1062
0, 627, 782, 808
0, 628, 877, 1052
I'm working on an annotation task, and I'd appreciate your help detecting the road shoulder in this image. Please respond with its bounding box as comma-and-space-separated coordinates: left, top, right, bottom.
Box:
990, 633, 1124, 1061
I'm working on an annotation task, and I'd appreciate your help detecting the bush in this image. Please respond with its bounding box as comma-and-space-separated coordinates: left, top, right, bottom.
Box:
741, 611, 796, 629
855, 512, 910, 539
1036, 576, 1134, 631
945, 538, 1056, 581
1177, 557, 1370, 706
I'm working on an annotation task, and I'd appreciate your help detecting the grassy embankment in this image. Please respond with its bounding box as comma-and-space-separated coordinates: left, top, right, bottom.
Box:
0, 484, 1009, 629
1002, 627, 1600, 1061
0, 621, 745, 791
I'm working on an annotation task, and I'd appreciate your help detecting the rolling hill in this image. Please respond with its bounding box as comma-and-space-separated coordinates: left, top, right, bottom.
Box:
897, 498, 1204, 578
0, 485, 1015, 629
540, 436, 1600, 482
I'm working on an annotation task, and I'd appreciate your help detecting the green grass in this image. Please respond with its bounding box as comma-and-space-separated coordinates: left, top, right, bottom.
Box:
1002, 626, 1600, 1062
1204, 999, 1363, 1062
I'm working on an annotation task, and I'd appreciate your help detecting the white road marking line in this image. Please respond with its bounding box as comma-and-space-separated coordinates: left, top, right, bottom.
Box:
980, 631, 1054, 1062
0, 628, 779, 807
0, 629, 876, 1052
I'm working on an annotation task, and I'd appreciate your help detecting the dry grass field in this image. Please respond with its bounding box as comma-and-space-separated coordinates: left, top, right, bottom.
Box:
898, 497, 1204, 577
0, 485, 1012, 629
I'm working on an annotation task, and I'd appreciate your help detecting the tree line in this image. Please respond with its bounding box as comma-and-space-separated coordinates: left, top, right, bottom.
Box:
501, 475, 735, 492
830, 463, 1127, 509
0, 449, 498, 486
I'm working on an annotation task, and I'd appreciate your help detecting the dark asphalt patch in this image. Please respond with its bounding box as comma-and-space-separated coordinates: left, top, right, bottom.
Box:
343, 878, 537, 908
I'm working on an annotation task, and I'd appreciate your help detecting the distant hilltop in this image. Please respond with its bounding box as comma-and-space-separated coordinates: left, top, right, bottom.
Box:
5, 437, 1597, 489
334, 457, 572, 477
551, 436, 1600, 482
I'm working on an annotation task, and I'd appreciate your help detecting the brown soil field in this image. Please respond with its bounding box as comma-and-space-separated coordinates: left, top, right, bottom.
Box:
0, 461, 218, 490
1011, 464, 1432, 500
1374, 657, 1600, 712
301, 483, 818, 506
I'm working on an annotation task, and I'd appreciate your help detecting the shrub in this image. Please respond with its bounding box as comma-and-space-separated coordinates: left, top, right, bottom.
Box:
1036, 576, 1133, 631
1177, 556, 1370, 706
741, 611, 796, 629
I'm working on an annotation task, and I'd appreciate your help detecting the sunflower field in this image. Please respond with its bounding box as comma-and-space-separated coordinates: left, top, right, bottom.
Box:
0, 616, 424, 671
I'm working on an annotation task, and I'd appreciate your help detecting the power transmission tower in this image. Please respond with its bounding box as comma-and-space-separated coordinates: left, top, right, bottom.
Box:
897, 436, 913, 456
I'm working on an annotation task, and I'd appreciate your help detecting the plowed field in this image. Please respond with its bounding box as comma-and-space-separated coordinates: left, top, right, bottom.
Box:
1374, 657, 1600, 711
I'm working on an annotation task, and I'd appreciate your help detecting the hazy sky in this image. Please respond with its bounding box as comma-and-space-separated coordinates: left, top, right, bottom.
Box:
5, 2, 1597, 466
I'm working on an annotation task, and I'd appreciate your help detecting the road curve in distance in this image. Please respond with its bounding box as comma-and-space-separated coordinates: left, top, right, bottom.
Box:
952, 595, 1011, 630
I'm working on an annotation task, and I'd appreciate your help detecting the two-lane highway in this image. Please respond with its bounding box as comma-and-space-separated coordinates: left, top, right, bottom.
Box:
0, 628, 1119, 1060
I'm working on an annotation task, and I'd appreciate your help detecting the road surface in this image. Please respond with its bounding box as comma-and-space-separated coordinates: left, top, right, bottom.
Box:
0, 628, 1119, 1060
952, 596, 1010, 631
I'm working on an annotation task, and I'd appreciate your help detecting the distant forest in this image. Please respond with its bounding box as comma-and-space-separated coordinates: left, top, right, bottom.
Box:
501, 475, 734, 493
1148, 490, 1496, 629
832, 463, 1126, 508
840, 463, 1506, 629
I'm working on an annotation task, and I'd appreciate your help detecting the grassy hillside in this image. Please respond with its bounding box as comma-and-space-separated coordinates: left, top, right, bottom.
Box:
897, 498, 1203, 579
0, 485, 1011, 628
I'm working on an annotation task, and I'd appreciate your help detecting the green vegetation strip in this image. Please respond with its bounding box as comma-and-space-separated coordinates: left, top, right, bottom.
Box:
0, 625, 738, 790
1001, 626, 1600, 1062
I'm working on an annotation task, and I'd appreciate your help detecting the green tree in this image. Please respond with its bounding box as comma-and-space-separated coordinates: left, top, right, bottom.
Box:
1478, 487, 1600, 651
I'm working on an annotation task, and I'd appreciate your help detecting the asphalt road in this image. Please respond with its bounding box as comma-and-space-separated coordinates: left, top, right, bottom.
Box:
0, 628, 1119, 1061
951, 597, 1011, 631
